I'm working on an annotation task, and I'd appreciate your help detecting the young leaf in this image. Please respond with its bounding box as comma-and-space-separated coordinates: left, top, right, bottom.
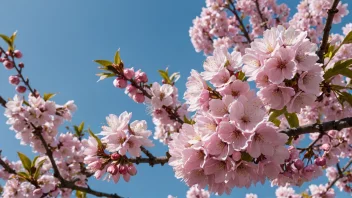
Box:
17, 171, 30, 179
342, 31, 352, 45
94, 60, 113, 67
10, 31, 17, 44
268, 108, 286, 126
237, 71, 246, 81
31, 156, 39, 168
43, 93, 56, 101
0, 34, 12, 48
114, 50, 121, 64
76, 190, 87, 198
88, 128, 103, 149
33, 159, 46, 180
340, 92, 352, 106
284, 112, 300, 128
78, 122, 85, 134
158, 70, 171, 84
170, 72, 180, 83
324, 59, 352, 80
17, 152, 32, 173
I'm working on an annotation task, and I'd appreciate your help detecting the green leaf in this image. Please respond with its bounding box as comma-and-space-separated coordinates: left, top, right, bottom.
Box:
23, 100, 30, 106
88, 128, 103, 149
10, 31, 17, 44
324, 59, 352, 80
170, 72, 180, 83
17, 171, 30, 179
268, 108, 286, 127
0, 34, 12, 48
17, 152, 31, 173
342, 31, 352, 45
241, 152, 253, 162
43, 93, 56, 101
34, 159, 46, 180
337, 68, 352, 79
76, 190, 87, 198
78, 122, 84, 133
31, 156, 39, 168
339, 92, 352, 106
74, 122, 85, 137
284, 112, 300, 128
237, 71, 246, 81
114, 50, 121, 64
183, 116, 195, 125
96, 72, 115, 82
94, 60, 113, 67
158, 70, 171, 84
285, 136, 294, 146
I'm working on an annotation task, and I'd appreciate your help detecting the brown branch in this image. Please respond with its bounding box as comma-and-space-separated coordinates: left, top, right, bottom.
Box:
325, 159, 352, 192
254, 0, 268, 29
130, 156, 169, 166
226, 0, 252, 43
281, 117, 352, 137
0, 96, 6, 108
0, 150, 16, 175
317, 0, 341, 64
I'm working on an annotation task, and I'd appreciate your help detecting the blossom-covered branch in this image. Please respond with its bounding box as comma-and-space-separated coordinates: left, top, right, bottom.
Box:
281, 116, 352, 136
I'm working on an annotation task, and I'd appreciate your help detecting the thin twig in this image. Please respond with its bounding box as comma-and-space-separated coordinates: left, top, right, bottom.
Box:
325, 159, 352, 192
0, 96, 6, 107
254, 0, 268, 29
226, 0, 252, 43
317, 0, 341, 64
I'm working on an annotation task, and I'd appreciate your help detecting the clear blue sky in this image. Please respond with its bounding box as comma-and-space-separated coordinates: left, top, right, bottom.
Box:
0, 1, 351, 197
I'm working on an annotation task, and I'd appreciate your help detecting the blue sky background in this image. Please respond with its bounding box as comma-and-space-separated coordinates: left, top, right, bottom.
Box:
0, 0, 351, 197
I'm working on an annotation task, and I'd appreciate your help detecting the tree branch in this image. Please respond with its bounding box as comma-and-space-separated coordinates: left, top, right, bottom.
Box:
317, 0, 341, 64
325, 159, 352, 192
0, 96, 6, 108
129, 156, 169, 166
281, 117, 352, 137
254, 0, 268, 29
226, 0, 252, 43
0, 150, 16, 175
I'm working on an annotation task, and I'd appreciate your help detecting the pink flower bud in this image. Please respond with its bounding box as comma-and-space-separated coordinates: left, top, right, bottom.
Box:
9, 75, 20, 85
315, 157, 326, 166
107, 164, 118, 175
113, 77, 127, 88
135, 70, 148, 83
232, 151, 241, 161
14, 50, 23, 59
0, 58, 5, 62
125, 85, 137, 94
119, 165, 128, 174
18, 62, 24, 68
133, 93, 145, 103
294, 159, 304, 170
123, 68, 135, 80
127, 164, 137, 176
321, 143, 331, 151
3, 60, 14, 69
111, 153, 120, 160
16, 86, 26, 93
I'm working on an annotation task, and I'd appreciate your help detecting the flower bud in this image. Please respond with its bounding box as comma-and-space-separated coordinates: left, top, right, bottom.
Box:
315, 157, 326, 166
16, 86, 26, 93
123, 68, 135, 80
113, 77, 127, 88
3, 60, 14, 69
294, 159, 304, 170
18, 62, 24, 68
107, 164, 118, 175
135, 70, 148, 83
125, 84, 137, 94
232, 151, 241, 161
119, 165, 128, 174
111, 153, 120, 160
0, 57, 5, 62
133, 93, 145, 103
14, 50, 23, 59
127, 164, 137, 176
9, 75, 20, 85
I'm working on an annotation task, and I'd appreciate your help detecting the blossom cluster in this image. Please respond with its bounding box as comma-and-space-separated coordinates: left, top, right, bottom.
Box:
82, 111, 152, 183
243, 26, 323, 113
190, 0, 289, 54
290, 0, 349, 43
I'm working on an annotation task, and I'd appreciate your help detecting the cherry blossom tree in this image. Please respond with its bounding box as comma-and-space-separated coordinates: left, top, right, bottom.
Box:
1, 0, 352, 197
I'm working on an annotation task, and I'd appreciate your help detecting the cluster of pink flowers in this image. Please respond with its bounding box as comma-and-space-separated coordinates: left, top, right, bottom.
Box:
169, 44, 292, 195
147, 82, 187, 144
111, 66, 148, 103
4, 94, 76, 153
82, 111, 152, 183
290, 0, 349, 43
189, 0, 289, 54
276, 184, 335, 198
326, 166, 352, 193
243, 25, 323, 113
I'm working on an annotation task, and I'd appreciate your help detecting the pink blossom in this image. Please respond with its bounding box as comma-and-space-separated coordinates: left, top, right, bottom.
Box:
258, 84, 295, 110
